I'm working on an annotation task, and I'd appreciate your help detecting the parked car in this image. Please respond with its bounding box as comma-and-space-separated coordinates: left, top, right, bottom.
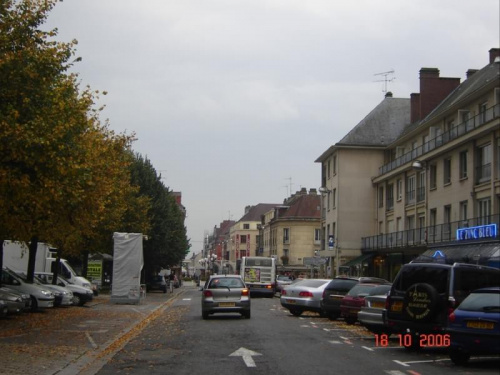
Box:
1, 268, 55, 311
0, 287, 31, 314
276, 275, 293, 294
35, 272, 94, 306
321, 276, 389, 320
29, 274, 74, 306
281, 279, 332, 317
147, 275, 167, 293
201, 275, 250, 319
386, 262, 500, 349
447, 287, 500, 365
357, 284, 393, 334
341, 283, 392, 324
0, 300, 8, 317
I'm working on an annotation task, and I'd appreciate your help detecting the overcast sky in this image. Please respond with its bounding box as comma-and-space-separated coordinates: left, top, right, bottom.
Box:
44, 0, 499, 255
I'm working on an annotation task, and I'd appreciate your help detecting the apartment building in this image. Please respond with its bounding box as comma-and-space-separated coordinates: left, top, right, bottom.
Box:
316, 48, 500, 280
260, 188, 321, 276
315, 93, 411, 277
365, 48, 500, 280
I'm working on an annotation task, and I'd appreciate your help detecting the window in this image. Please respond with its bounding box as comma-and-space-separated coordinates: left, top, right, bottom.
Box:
283, 228, 290, 244
430, 164, 437, 189
243, 223, 250, 230
444, 205, 451, 237
479, 101, 487, 124
460, 110, 472, 132
406, 175, 415, 204
386, 184, 394, 210
327, 160, 331, 179
397, 179, 403, 201
379, 186, 384, 207
459, 150, 468, 179
459, 201, 468, 222
332, 188, 336, 208
314, 229, 321, 243
240, 235, 247, 244
478, 198, 491, 225
332, 155, 337, 174
476, 144, 491, 183
417, 171, 425, 202
443, 157, 451, 185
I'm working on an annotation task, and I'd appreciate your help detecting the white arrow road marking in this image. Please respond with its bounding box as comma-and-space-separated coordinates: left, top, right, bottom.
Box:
229, 347, 262, 367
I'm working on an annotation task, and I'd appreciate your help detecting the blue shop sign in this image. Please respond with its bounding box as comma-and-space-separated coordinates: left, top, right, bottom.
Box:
456, 224, 497, 241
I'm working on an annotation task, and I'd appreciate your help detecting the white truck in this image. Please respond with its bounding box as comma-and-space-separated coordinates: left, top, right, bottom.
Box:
2, 240, 93, 291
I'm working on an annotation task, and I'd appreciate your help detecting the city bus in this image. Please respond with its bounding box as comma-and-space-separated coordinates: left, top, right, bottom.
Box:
240, 256, 276, 297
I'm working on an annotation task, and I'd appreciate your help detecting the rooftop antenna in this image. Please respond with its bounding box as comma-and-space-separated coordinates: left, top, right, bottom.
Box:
374, 70, 395, 93
284, 177, 294, 196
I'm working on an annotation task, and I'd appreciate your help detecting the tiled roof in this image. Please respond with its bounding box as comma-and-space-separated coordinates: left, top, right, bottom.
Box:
280, 194, 321, 219
238, 203, 280, 222
337, 96, 411, 147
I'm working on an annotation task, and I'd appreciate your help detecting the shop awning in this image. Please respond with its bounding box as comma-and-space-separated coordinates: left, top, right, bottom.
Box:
340, 253, 374, 268
422, 242, 500, 266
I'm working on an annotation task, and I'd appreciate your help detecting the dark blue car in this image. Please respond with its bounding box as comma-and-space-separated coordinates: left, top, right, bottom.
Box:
447, 287, 500, 365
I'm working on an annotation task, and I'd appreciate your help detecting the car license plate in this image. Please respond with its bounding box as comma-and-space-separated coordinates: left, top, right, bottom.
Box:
331, 296, 343, 300
466, 321, 494, 329
287, 299, 296, 304
219, 302, 235, 307
390, 301, 402, 312
372, 302, 385, 308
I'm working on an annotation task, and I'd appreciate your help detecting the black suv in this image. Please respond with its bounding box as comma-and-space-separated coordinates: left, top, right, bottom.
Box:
321, 276, 389, 320
385, 262, 499, 347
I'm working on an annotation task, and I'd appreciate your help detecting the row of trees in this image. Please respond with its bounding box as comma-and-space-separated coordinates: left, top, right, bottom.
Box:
0, 0, 189, 284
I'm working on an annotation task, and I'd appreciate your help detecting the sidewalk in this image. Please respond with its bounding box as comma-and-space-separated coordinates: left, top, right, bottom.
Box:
0, 282, 194, 375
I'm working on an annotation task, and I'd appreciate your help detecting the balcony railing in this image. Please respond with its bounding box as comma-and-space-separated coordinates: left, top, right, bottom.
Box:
379, 103, 499, 176
361, 214, 499, 251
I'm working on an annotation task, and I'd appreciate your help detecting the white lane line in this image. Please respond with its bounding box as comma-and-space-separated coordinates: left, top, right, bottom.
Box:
385, 371, 406, 375
362, 346, 374, 351
182, 298, 191, 301
85, 331, 98, 349
393, 360, 409, 367
329, 340, 342, 344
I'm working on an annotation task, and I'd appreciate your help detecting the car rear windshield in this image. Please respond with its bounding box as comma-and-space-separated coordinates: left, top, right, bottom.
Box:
458, 292, 500, 312
209, 278, 245, 289
325, 279, 358, 292
347, 284, 376, 296
394, 266, 449, 294
296, 279, 330, 288
368, 284, 392, 296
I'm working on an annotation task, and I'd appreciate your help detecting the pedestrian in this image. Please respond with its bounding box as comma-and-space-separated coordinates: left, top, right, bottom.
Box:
168, 272, 175, 293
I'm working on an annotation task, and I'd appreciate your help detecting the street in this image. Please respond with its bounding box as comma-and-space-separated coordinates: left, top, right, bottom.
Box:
94, 285, 500, 375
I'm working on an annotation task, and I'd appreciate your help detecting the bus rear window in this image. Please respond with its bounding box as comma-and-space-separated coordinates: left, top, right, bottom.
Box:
246, 259, 273, 267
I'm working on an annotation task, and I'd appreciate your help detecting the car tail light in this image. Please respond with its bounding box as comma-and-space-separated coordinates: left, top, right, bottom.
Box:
241, 289, 249, 296
448, 312, 456, 323
385, 295, 390, 310
281, 289, 287, 296
203, 290, 213, 297
299, 291, 313, 297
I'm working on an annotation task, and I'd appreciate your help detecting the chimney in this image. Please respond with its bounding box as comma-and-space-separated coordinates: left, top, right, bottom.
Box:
466, 69, 479, 79
309, 188, 317, 195
300, 187, 307, 195
410, 67, 460, 123
489, 48, 500, 64
385, 91, 393, 98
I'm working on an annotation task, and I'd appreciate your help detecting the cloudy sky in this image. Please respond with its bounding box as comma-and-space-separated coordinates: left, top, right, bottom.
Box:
44, 0, 499, 255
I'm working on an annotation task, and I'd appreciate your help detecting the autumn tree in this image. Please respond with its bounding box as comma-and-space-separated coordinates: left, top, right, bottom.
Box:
0, 0, 149, 283
130, 154, 189, 280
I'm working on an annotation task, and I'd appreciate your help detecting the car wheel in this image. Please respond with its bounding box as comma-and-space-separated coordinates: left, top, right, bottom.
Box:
202, 311, 209, 320
328, 313, 340, 321
290, 309, 302, 317
72, 294, 82, 306
403, 283, 439, 322
30, 296, 38, 312
449, 348, 470, 365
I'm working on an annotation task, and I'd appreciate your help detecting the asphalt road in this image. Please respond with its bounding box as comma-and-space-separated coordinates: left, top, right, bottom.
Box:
94, 286, 500, 375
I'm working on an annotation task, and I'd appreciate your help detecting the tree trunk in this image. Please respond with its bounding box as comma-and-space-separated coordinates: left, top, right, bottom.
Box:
27, 236, 38, 283
0, 240, 4, 287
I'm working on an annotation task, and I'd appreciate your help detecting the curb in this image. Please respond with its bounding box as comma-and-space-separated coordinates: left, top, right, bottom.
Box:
55, 288, 186, 375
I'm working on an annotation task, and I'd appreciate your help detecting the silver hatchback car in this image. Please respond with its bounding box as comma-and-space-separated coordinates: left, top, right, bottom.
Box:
201, 275, 251, 319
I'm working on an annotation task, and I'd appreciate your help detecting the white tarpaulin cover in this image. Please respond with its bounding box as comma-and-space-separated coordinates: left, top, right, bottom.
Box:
111, 232, 143, 304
